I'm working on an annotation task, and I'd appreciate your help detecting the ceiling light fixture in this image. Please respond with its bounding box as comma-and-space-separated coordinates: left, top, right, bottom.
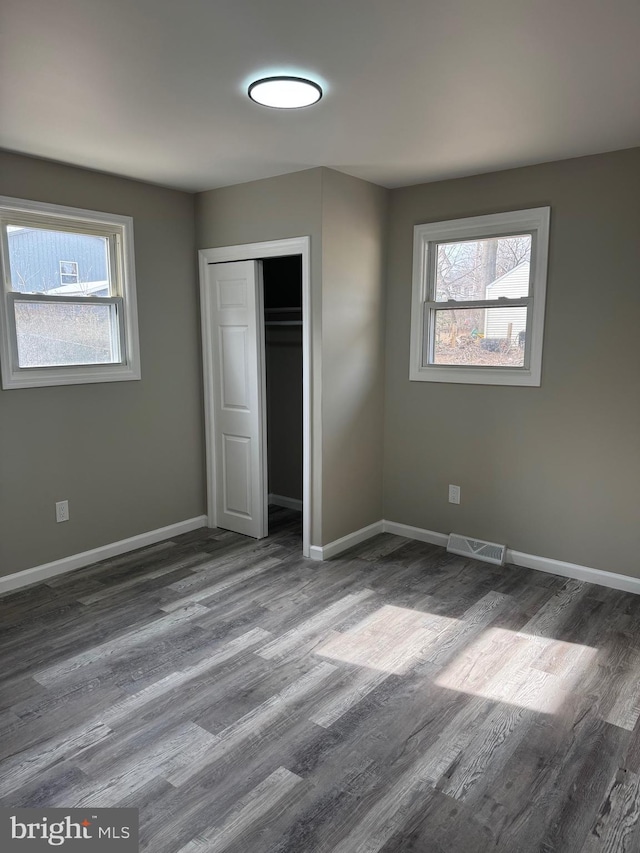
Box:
248, 76, 323, 109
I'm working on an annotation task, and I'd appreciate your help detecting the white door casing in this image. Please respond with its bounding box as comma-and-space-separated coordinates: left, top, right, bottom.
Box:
202, 260, 267, 538
199, 236, 313, 558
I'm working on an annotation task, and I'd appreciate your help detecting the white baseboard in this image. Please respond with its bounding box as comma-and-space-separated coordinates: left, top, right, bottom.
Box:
506, 548, 640, 595
384, 519, 640, 596
311, 516, 640, 596
268, 493, 303, 511
382, 520, 448, 548
5, 512, 638, 599
309, 520, 384, 561
0, 515, 208, 595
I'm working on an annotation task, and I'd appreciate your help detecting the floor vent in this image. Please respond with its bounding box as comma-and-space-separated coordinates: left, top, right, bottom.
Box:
447, 533, 506, 566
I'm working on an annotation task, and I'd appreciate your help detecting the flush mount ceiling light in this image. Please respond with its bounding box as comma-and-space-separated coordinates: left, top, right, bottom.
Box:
248, 76, 323, 109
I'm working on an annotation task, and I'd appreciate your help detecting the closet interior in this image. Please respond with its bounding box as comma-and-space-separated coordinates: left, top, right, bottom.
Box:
262, 255, 303, 519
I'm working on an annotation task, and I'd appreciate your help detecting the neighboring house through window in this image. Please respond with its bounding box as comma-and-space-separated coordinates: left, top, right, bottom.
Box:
59, 260, 79, 286
409, 207, 550, 386
0, 197, 141, 389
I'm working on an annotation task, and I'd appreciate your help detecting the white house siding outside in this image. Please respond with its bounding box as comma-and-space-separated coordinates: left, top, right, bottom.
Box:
484, 261, 530, 342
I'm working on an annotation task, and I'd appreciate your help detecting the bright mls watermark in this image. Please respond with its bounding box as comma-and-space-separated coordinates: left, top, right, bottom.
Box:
1, 809, 138, 851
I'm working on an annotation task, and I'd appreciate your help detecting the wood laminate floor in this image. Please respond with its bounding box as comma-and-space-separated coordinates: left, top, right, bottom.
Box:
2, 508, 640, 852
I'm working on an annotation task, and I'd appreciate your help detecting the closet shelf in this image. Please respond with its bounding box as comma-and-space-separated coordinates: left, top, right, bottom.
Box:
266, 320, 302, 326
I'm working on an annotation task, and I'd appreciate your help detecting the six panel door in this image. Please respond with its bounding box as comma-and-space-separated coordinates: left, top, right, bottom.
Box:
205, 260, 267, 538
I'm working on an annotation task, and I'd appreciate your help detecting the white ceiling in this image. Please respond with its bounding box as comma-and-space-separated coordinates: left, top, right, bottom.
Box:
2, 0, 639, 192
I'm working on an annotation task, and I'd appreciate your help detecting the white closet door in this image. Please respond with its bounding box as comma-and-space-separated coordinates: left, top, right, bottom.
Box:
205, 260, 267, 538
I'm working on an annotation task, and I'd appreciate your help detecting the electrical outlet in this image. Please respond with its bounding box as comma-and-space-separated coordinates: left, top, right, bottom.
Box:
55, 500, 69, 523
448, 485, 461, 505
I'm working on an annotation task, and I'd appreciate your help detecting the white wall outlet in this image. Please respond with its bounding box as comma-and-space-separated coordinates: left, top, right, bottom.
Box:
448, 484, 461, 505
55, 500, 69, 523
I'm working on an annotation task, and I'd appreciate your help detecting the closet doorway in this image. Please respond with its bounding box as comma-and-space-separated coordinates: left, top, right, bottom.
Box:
199, 237, 312, 558
263, 256, 303, 518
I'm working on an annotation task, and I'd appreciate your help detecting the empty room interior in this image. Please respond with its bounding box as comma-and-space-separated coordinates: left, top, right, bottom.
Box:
1, 1, 640, 851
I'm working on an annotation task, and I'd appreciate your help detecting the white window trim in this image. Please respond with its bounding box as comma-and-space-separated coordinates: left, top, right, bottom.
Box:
410, 207, 550, 387
59, 260, 79, 285
0, 196, 141, 389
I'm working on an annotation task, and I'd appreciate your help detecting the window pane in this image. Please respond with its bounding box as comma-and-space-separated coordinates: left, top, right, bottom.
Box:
14, 301, 120, 367
6, 225, 110, 296
434, 235, 532, 302
432, 307, 527, 367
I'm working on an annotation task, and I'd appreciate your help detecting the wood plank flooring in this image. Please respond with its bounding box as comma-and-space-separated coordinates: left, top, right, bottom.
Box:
2, 507, 640, 852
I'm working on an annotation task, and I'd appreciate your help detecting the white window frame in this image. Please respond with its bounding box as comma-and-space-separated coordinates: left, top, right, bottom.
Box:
59, 260, 79, 285
410, 207, 550, 386
0, 196, 141, 389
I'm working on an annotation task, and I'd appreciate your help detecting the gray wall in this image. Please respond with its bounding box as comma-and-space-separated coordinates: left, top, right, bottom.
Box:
7, 146, 636, 578
0, 150, 205, 576
321, 169, 387, 542
266, 326, 303, 501
196, 167, 388, 546
196, 168, 325, 541
384, 148, 640, 576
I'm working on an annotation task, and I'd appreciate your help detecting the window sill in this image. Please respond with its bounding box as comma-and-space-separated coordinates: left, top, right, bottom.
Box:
1, 363, 141, 390
409, 364, 541, 387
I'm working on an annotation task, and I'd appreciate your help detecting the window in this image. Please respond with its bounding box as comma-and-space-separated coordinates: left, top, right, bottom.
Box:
59, 260, 79, 285
410, 207, 550, 386
0, 197, 140, 389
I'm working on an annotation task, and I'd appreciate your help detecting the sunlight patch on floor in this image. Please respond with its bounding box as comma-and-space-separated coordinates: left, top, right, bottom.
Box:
316, 605, 457, 674
315, 602, 597, 714
435, 626, 598, 713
